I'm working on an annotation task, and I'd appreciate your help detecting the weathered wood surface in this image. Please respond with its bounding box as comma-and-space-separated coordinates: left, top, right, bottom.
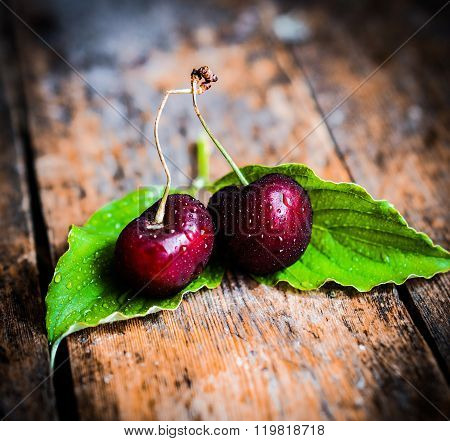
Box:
287, 0, 450, 372
8, 0, 449, 420
0, 23, 56, 419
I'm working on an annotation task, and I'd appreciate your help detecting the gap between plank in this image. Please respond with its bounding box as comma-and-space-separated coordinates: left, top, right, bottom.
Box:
6, 10, 80, 420
294, 56, 356, 183
291, 49, 449, 385
397, 285, 449, 384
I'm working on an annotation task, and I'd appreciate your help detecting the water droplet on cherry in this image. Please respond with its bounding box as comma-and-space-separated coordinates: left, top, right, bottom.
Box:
115, 194, 214, 298
208, 173, 312, 275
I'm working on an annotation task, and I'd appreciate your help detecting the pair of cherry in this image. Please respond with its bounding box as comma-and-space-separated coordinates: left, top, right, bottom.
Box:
115, 68, 312, 298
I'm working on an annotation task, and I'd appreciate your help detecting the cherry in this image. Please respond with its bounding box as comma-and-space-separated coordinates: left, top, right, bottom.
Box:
115, 194, 214, 297
208, 174, 312, 275
114, 71, 216, 298
189, 67, 312, 275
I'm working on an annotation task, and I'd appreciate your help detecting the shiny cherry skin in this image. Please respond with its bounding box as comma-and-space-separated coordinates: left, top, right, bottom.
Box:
115, 194, 214, 298
208, 173, 312, 275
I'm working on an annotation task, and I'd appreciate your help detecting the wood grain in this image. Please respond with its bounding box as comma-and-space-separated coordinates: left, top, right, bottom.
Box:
71, 278, 448, 420
287, 0, 450, 371
13, 0, 449, 420
0, 28, 56, 420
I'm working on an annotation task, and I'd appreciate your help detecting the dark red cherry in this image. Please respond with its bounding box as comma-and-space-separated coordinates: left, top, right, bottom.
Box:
208, 173, 312, 275
115, 194, 214, 298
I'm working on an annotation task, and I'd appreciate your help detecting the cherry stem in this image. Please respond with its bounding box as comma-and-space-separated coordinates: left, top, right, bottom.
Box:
191, 78, 249, 186
153, 67, 248, 224
153, 88, 191, 225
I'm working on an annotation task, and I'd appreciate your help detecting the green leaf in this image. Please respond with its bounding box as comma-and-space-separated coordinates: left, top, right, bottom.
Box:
46, 187, 224, 366
211, 164, 450, 292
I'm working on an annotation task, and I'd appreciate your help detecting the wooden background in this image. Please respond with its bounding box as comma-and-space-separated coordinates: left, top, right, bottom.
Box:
0, 0, 449, 420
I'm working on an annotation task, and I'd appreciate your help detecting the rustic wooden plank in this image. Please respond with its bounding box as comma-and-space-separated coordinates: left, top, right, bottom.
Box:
71, 279, 449, 420
15, 0, 449, 420
0, 21, 56, 419
286, 0, 450, 371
